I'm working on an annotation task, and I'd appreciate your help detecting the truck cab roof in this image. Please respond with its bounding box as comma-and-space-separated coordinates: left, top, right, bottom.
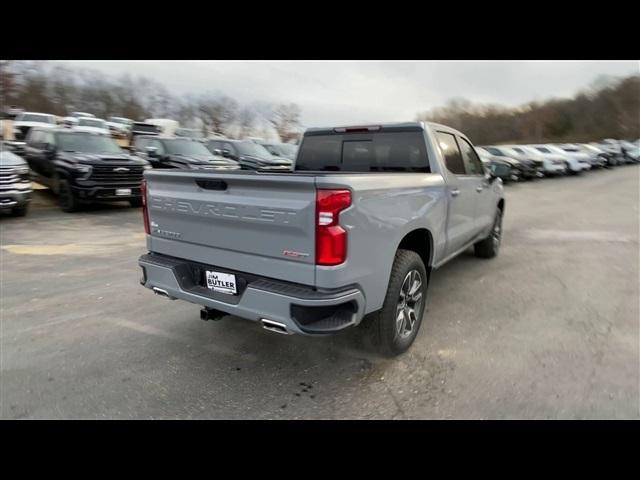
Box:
304, 121, 466, 138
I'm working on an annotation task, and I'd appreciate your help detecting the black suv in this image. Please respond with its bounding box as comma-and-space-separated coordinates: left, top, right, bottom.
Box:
24, 128, 150, 212
132, 136, 240, 170
205, 139, 293, 171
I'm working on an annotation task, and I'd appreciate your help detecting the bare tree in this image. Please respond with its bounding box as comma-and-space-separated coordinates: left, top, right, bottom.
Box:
270, 103, 301, 143
416, 74, 640, 144
237, 106, 257, 139
0, 61, 20, 106
197, 95, 238, 137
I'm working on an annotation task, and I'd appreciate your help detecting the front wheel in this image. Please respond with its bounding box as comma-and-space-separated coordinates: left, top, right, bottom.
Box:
371, 250, 428, 356
474, 208, 502, 258
564, 162, 572, 174
58, 179, 80, 213
11, 204, 29, 217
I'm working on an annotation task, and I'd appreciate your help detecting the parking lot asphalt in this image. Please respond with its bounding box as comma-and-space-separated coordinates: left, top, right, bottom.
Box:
1, 166, 639, 419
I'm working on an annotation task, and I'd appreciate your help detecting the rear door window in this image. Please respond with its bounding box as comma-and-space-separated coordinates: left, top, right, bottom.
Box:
435, 131, 465, 175
458, 137, 484, 176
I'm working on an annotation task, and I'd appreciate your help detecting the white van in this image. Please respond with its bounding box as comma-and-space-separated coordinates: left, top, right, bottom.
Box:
144, 118, 179, 136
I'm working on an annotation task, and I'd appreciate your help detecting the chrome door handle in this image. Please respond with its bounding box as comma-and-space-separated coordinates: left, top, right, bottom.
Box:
476, 186, 484, 192
451, 188, 460, 197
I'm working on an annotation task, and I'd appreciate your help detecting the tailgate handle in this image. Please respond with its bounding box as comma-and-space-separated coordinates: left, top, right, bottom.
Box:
195, 179, 228, 191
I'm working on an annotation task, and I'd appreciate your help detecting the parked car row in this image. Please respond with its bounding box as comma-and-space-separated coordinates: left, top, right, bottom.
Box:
475, 140, 639, 183
2, 113, 636, 218
1, 123, 300, 215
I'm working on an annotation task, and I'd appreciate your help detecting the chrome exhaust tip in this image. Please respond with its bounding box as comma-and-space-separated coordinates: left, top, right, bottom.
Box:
261, 319, 290, 335
152, 287, 171, 299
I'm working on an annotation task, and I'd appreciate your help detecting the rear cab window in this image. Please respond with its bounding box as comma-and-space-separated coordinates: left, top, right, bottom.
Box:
296, 129, 430, 172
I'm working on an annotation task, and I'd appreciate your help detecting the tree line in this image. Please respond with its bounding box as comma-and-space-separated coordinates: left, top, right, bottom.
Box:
0, 61, 303, 142
416, 74, 640, 145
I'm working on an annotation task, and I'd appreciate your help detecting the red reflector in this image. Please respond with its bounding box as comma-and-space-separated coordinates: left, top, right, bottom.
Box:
333, 125, 381, 133
316, 189, 351, 266
141, 178, 150, 234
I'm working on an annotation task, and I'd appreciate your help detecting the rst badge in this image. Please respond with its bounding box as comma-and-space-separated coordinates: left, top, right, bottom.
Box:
283, 250, 310, 259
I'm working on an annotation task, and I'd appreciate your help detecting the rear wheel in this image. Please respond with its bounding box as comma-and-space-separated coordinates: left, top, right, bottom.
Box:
371, 250, 428, 356
58, 179, 80, 213
474, 208, 502, 259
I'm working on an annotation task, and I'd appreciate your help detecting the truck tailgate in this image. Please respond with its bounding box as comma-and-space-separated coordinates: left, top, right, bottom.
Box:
145, 170, 317, 286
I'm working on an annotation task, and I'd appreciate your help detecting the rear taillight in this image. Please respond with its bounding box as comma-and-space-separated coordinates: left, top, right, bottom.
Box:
316, 189, 351, 266
141, 178, 150, 234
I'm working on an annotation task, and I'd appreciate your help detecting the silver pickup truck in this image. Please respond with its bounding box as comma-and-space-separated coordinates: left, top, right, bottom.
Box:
138, 122, 505, 355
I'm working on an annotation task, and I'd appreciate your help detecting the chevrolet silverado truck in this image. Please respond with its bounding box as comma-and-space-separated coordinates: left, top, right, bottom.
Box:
138, 122, 505, 355
24, 128, 151, 212
0, 144, 32, 216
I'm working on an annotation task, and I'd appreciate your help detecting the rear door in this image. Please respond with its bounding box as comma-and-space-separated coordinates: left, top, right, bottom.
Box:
458, 136, 494, 234
25, 130, 45, 176
145, 171, 318, 286
41, 131, 57, 179
435, 131, 478, 255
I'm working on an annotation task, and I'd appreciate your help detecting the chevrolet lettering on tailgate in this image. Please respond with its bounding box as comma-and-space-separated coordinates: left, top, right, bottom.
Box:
150, 196, 298, 225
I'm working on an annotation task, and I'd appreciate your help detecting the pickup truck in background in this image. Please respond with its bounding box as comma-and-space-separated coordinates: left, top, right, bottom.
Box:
0, 144, 32, 216
138, 122, 505, 355
133, 136, 241, 171
24, 128, 151, 212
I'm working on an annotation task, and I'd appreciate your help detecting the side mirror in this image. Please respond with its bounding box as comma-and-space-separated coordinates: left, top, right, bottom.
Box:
221, 149, 231, 158
489, 162, 510, 180
45, 143, 56, 154
212, 148, 223, 156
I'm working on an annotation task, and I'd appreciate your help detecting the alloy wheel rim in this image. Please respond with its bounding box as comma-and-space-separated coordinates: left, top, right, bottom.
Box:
396, 270, 423, 339
493, 212, 502, 250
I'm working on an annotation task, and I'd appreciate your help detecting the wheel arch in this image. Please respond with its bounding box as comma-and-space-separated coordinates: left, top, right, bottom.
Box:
396, 228, 434, 274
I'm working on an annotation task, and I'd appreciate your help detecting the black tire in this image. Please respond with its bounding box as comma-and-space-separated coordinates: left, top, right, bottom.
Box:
371, 249, 428, 356
564, 162, 573, 175
129, 197, 143, 208
58, 179, 80, 213
11, 204, 29, 217
474, 208, 503, 259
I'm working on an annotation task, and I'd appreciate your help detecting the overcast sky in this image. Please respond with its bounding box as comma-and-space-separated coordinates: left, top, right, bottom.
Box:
59, 61, 639, 127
